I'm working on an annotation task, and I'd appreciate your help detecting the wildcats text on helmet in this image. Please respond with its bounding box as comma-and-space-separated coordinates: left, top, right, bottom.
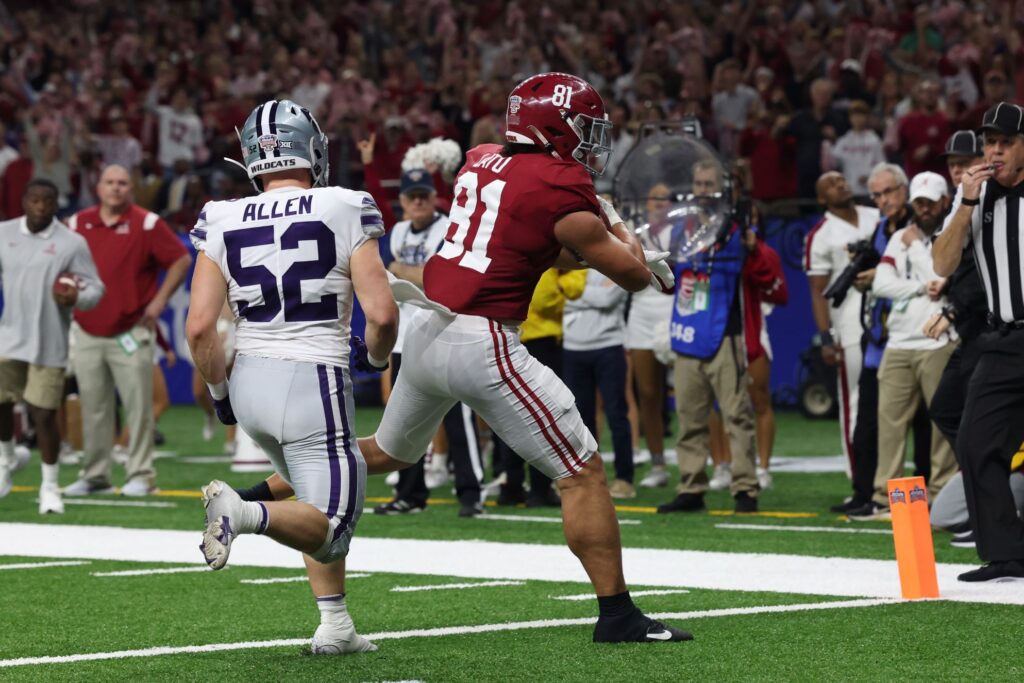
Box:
249, 158, 299, 174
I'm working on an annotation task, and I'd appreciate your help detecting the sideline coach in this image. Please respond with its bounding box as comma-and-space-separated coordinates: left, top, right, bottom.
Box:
934, 102, 1024, 582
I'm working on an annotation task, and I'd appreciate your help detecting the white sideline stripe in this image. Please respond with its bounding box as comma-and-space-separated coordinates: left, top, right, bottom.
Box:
0, 561, 90, 571
57, 498, 177, 509
0, 598, 894, 668
2, 523, 1023, 605
92, 566, 217, 577
553, 588, 690, 601
240, 572, 371, 585
478, 514, 640, 525
391, 580, 524, 593
716, 523, 893, 536
179, 456, 232, 464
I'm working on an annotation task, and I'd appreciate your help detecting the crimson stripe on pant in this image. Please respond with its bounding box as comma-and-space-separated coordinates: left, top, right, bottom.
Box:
489, 321, 582, 474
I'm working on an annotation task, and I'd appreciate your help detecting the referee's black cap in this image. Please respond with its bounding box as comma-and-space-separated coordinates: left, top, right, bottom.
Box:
980, 102, 1024, 137
941, 130, 983, 158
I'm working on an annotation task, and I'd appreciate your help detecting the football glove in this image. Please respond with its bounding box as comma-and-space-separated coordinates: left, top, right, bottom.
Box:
597, 195, 623, 228
645, 250, 675, 294
212, 395, 237, 426
352, 336, 389, 372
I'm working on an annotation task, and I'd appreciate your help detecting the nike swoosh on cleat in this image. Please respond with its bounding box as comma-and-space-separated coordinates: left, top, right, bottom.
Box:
646, 630, 673, 641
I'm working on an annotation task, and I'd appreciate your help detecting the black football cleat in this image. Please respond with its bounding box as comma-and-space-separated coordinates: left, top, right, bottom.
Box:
593, 609, 693, 643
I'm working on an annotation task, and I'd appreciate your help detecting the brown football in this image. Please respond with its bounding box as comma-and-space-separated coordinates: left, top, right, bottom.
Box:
53, 272, 80, 300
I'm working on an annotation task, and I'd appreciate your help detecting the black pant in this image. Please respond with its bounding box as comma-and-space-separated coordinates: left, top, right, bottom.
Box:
563, 345, 633, 483
390, 354, 482, 507
929, 342, 982, 466
957, 328, 1024, 562
493, 336, 560, 496
851, 367, 932, 502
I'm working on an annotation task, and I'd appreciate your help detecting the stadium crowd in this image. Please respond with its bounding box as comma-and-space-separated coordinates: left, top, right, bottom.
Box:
2, 0, 1024, 576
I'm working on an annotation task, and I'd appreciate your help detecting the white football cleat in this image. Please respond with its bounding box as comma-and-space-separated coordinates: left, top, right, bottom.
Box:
639, 466, 669, 488
0, 463, 11, 498
38, 486, 64, 514
757, 466, 773, 491
200, 480, 242, 570
121, 478, 156, 497
311, 622, 378, 655
384, 470, 399, 487
62, 478, 115, 496
424, 463, 450, 490
11, 445, 31, 472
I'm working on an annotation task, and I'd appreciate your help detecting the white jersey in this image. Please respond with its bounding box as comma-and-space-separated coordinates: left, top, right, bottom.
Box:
804, 205, 880, 346
190, 185, 384, 366
156, 106, 204, 168
388, 212, 448, 354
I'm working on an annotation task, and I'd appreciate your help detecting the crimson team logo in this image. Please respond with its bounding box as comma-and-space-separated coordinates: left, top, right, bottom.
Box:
508, 95, 522, 114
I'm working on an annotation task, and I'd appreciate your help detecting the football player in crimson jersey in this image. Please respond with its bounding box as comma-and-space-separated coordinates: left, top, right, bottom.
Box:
355, 73, 692, 643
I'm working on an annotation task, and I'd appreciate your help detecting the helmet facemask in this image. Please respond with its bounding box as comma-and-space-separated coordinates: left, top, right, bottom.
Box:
566, 111, 612, 175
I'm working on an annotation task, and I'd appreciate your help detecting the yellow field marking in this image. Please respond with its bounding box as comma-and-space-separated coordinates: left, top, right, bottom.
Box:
708, 510, 818, 519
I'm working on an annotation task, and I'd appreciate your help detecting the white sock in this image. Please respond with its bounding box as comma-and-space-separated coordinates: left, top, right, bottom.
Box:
0, 439, 13, 465
431, 452, 448, 469
316, 593, 349, 625
41, 462, 59, 489
236, 500, 269, 535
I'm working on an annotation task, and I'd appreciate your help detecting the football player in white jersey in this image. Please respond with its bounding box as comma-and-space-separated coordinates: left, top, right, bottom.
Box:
185, 99, 398, 654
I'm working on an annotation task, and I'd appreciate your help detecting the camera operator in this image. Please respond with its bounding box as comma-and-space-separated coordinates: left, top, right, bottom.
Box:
932, 103, 1024, 581
804, 171, 879, 511
849, 172, 956, 520
842, 163, 934, 514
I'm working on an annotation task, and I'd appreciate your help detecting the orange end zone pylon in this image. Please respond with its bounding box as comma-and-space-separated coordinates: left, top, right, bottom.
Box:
888, 476, 939, 599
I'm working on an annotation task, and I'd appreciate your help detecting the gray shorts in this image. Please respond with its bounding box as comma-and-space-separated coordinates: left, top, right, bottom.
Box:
230, 354, 365, 557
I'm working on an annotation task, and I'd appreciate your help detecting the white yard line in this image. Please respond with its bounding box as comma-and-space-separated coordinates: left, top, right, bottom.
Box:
391, 580, 525, 593
2, 523, 1022, 605
477, 514, 640, 525
0, 560, 90, 571
57, 498, 178, 509
0, 598, 896, 668
178, 456, 233, 464
240, 572, 371, 585
91, 566, 217, 577
716, 523, 893, 536
553, 588, 690, 601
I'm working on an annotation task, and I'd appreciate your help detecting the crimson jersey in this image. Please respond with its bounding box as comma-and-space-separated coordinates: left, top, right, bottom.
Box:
424, 144, 601, 321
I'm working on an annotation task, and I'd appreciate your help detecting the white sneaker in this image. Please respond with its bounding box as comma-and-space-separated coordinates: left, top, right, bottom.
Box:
200, 480, 242, 570
0, 463, 11, 498
424, 463, 450, 490
384, 471, 399, 487
121, 478, 156, 497
311, 621, 378, 655
708, 463, 732, 491
59, 443, 82, 466
639, 466, 669, 488
202, 414, 215, 442
63, 478, 115, 496
39, 485, 64, 514
482, 471, 507, 497
223, 440, 236, 456
11, 445, 31, 472
757, 466, 773, 491
111, 445, 128, 465
633, 449, 652, 465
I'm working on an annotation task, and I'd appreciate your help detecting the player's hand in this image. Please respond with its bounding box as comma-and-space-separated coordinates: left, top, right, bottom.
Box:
352, 336, 389, 372
926, 279, 946, 300
923, 312, 952, 339
901, 224, 924, 246
597, 195, 623, 228
962, 162, 995, 200
53, 287, 78, 307
357, 133, 376, 166
645, 250, 675, 294
821, 344, 842, 366
212, 395, 237, 425
140, 298, 165, 331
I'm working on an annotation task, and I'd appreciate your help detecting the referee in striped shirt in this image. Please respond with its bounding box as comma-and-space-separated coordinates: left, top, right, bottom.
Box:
934, 102, 1024, 582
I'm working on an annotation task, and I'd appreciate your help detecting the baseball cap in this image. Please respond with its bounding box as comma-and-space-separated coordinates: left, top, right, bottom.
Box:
941, 130, 983, 158
909, 172, 948, 203
400, 168, 435, 196
384, 116, 407, 130
840, 59, 862, 75
980, 102, 1024, 137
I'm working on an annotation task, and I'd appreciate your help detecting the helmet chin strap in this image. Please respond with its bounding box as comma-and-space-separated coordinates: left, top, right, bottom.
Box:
527, 124, 561, 160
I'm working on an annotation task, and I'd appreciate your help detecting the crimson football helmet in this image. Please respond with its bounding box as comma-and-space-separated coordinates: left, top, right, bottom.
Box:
505, 72, 612, 175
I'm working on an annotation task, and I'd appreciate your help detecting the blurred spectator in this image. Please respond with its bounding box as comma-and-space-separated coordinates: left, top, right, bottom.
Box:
92, 112, 142, 174
785, 79, 847, 201
955, 70, 1009, 131
896, 79, 950, 179
824, 100, 885, 199
63, 165, 191, 497
0, 122, 18, 179
0, 142, 33, 221
711, 58, 759, 158
149, 89, 205, 175
21, 111, 73, 210
738, 95, 797, 201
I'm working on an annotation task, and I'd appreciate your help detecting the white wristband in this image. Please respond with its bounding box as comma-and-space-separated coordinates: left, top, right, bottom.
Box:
207, 380, 229, 400
367, 352, 389, 369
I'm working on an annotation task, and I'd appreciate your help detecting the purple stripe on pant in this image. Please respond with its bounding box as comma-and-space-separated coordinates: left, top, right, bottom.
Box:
316, 365, 342, 520
332, 366, 358, 541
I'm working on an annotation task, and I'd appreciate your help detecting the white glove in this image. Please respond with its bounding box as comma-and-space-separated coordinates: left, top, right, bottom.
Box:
645, 250, 675, 293
597, 195, 623, 227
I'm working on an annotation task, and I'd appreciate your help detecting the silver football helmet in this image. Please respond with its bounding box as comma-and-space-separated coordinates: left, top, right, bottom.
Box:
233, 99, 329, 190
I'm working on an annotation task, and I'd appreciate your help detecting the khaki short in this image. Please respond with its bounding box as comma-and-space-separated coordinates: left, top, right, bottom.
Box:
0, 358, 65, 410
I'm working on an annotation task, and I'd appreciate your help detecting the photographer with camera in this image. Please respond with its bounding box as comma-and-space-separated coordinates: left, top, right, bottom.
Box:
849, 172, 956, 520
804, 171, 879, 509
